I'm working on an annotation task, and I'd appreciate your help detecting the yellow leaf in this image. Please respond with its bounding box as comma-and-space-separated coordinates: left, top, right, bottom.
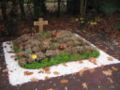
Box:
30, 78, 39, 82
88, 57, 97, 64
111, 66, 118, 71
60, 79, 69, 84
107, 57, 113, 61
88, 68, 95, 73
79, 70, 85, 76
82, 82, 88, 89
53, 71, 60, 75
90, 21, 97, 25
102, 69, 112, 76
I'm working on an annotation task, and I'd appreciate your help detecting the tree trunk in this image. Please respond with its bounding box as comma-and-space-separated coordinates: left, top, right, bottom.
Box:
33, 0, 46, 19
19, 0, 25, 18
57, 0, 61, 17
9, 0, 18, 18
1, 0, 7, 20
80, 0, 87, 17
67, 0, 80, 15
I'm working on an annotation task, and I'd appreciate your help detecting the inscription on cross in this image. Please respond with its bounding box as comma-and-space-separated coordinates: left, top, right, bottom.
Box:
34, 18, 48, 32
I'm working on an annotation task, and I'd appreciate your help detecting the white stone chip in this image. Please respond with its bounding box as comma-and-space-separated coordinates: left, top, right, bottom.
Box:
2, 35, 120, 86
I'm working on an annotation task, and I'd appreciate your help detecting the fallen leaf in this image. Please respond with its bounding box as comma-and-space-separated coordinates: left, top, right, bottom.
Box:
88, 57, 97, 64
88, 68, 95, 73
44, 67, 50, 73
60, 79, 69, 84
11, 55, 16, 59
111, 66, 118, 71
83, 67, 89, 70
38, 70, 44, 73
79, 70, 85, 76
46, 71, 51, 74
47, 88, 54, 90
30, 78, 39, 82
107, 57, 113, 61
102, 69, 112, 76
79, 61, 83, 64
107, 77, 114, 84
45, 76, 50, 80
7, 51, 14, 53
53, 71, 60, 75
24, 71, 33, 75
63, 63, 68, 67
82, 82, 88, 89
64, 86, 68, 90
100, 65, 105, 69
16, 52, 24, 56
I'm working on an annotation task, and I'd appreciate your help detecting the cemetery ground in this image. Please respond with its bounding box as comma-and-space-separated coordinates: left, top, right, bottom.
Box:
0, 14, 120, 90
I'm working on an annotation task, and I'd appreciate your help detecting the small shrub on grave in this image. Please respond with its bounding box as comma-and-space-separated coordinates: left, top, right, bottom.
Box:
12, 30, 100, 69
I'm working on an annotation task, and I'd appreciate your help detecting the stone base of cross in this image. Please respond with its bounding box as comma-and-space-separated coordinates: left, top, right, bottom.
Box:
34, 18, 48, 32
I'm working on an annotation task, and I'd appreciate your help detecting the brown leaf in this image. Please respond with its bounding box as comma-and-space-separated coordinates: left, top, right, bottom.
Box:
102, 69, 112, 76
79, 61, 83, 64
63, 63, 68, 67
7, 51, 14, 53
60, 79, 69, 84
79, 70, 85, 76
45, 76, 50, 80
47, 88, 54, 90
24, 71, 33, 76
38, 70, 44, 73
100, 65, 105, 69
107, 57, 113, 61
88, 57, 97, 64
16, 52, 24, 56
88, 68, 95, 73
30, 78, 39, 82
44, 67, 50, 73
111, 66, 118, 71
53, 71, 60, 75
82, 82, 88, 89
107, 77, 114, 83
11, 55, 16, 59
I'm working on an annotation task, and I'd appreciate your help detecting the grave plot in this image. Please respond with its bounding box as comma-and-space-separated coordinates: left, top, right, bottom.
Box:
2, 18, 120, 86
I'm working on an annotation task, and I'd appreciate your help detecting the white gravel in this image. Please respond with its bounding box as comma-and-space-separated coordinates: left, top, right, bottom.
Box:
2, 34, 120, 86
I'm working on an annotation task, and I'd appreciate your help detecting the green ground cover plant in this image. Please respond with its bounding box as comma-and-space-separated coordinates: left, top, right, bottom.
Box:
22, 50, 99, 69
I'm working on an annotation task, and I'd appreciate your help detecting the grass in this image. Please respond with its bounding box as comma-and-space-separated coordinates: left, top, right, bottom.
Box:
13, 42, 21, 53
22, 51, 100, 69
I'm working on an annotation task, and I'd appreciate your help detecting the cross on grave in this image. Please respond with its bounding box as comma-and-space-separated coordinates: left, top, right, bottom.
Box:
34, 18, 48, 32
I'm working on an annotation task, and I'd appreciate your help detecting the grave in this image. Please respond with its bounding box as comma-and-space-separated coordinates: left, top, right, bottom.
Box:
2, 18, 120, 86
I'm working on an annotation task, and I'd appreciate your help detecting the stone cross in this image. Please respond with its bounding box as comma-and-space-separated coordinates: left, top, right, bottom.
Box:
34, 18, 48, 32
